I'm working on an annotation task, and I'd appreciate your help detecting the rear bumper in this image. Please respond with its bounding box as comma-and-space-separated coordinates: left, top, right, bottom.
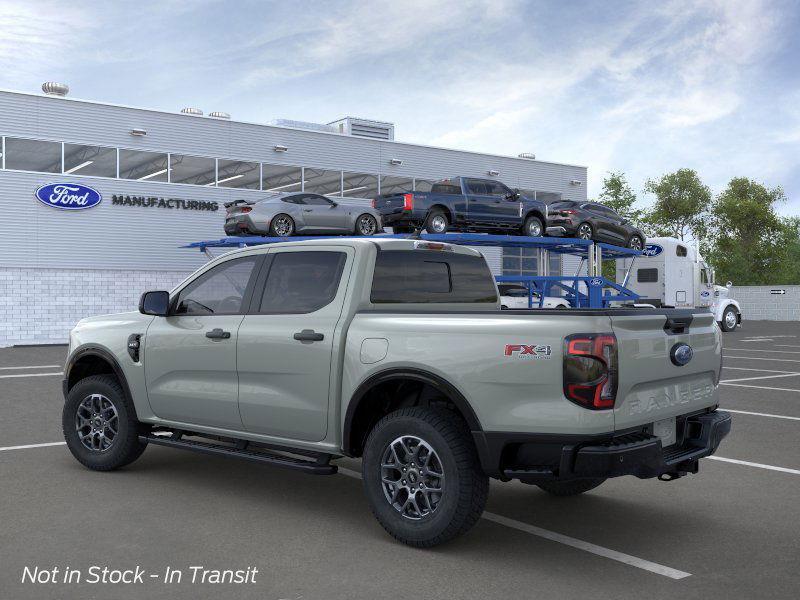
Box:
473, 409, 731, 482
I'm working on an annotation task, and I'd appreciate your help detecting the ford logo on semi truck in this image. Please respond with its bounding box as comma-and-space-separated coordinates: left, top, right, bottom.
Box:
642, 244, 664, 257
35, 183, 102, 210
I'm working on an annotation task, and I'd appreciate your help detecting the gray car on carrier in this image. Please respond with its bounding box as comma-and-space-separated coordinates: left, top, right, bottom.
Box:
61, 237, 731, 548
224, 192, 383, 237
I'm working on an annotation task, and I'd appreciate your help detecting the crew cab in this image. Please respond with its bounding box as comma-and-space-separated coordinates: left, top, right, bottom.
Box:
373, 177, 549, 237
62, 238, 730, 547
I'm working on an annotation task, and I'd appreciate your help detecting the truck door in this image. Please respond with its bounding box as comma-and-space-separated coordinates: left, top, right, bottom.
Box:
465, 178, 518, 226
236, 246, 353, 441
697, 262, 714, 307
144, 256, 262, 429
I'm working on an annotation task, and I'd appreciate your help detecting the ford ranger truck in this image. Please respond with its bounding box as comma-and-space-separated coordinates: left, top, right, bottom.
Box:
62, 237, 730, 547
372, 176, 549, 237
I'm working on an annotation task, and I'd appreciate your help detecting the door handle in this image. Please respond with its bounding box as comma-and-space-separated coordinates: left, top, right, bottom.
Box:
205, 328, 231, 340
293, 329, 324, 342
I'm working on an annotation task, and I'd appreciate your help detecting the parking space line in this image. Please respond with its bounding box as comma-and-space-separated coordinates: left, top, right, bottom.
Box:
721, 373, 800, 383
726, 348, 800, 354
0, 365, 62, 370
0, 372, 63, 379
724, 356, 800, 364
724, 409, 800, 421
0, 442, 66, 452
336, 467, 691, 579
720, 382, 800, 393
709, 456, 800, 475
723, 367, 799, 374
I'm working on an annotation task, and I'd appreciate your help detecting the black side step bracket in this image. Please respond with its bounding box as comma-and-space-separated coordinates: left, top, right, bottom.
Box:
140, 433, 337, 475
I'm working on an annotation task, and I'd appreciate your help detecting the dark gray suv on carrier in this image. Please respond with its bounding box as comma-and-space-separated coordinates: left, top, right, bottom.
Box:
546, 200, 646, 249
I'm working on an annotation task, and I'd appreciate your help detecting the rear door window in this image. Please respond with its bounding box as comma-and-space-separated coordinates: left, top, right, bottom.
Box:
465, 179, 490, 195
257, 251, 347, 314
371, 250, 497, 303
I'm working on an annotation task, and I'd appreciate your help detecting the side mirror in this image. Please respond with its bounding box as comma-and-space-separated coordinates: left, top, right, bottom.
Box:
329, 201, 338, 208
139, 290, 170, 316
726, 281, 732, 288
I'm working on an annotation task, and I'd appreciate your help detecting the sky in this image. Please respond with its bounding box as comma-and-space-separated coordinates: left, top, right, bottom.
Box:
1, 0, 799, 213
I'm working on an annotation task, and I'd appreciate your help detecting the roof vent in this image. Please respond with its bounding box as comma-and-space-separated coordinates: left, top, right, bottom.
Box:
42, 82, 69, 96
180, 107, 203, 116
518, 152, 536, 160
209, 111, 230, 119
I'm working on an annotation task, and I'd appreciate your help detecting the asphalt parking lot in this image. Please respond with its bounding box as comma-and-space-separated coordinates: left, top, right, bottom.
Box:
1, 321, 799, 600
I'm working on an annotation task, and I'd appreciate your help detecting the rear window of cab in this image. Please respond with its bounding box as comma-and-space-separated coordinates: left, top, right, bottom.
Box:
371, 250, 497, 304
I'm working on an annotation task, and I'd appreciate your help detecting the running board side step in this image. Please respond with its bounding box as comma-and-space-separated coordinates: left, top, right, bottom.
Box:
139, 433, 337, 475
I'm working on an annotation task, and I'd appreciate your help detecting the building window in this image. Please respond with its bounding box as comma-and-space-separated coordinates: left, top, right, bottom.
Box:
119, 149, 168, 182
304, 168, 342, 196
63, 144, 117, 177
170, 154, 216, 186
379, 175, 413, 195
217, 159, 260, 189
341, 172, 379, 198
262, 163, 302, 193
414, 178, 436, 192
502, 247, 539, 276
4, 138, 61, 173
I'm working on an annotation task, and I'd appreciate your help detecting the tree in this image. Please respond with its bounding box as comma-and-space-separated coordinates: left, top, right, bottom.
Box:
597, 171, 643, 226
705, 177, 793, 285
642, 169, 711, 241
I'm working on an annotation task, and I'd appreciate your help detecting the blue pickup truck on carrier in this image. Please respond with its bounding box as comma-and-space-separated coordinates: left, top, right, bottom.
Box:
372, 177, 550, 236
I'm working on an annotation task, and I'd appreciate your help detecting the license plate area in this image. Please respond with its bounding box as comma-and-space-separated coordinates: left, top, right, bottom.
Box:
653, 417, 676, 447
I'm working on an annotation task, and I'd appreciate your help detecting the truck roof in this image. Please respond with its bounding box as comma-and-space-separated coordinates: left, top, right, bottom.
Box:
213, 236, 485, 260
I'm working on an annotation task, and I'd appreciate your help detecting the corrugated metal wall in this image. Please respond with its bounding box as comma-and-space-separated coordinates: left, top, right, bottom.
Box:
0, 90, 587, 273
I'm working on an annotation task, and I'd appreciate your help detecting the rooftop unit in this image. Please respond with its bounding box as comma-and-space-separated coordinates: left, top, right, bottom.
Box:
269, 119, 337, 134
328, 117, 395, 141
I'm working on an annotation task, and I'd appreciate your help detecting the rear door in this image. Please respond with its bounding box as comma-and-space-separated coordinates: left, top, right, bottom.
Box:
610, 311, 720, 441
464, 179, 495, 225
236, 246, 353, 441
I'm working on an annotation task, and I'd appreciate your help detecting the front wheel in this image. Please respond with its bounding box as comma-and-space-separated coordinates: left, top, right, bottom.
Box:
362, 407, 489, 547
62, 375, 147, 471
522, 215, 544, 237
355, 213, 379, 236
720, 307, 738, 332
627, 235, 644, 251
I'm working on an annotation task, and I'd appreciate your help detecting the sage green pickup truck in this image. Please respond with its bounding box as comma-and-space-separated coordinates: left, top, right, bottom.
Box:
62, 237, 730, 547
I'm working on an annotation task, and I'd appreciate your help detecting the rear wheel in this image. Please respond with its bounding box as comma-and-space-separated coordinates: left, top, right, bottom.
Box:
522, 215, 544, 237
362, 407, 488, 547
269, 214, 295, 237
537, 478, 605, 496
355, 214, 379, 236
720, 306, 738, 332
576, 222, 593, 240
62, 375, 147, 471
424, 209, 449, 234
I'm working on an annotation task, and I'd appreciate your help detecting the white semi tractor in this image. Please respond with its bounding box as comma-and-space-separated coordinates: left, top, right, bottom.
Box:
616, 236, 742, 332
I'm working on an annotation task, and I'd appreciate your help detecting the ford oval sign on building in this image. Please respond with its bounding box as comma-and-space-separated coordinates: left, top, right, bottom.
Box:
35, 183, 102, 210
641, 244, 663, 257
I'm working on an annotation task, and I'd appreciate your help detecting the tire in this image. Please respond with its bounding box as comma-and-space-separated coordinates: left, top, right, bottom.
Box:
269, 214, 295, 237
424, 209, 449, 234
576, 222, 593, 240
355, 213, 379, 236
627, 235, 644, 251
362, 407, 489, 547
521, 215, 544, 237
536, 478, 605, 496
62, 374, 147, 471
720, 306, 738, 332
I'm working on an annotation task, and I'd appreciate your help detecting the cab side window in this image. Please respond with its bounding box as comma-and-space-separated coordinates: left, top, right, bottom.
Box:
174, 257, 259, 315
484, 181, 511, 197
258, 251, 347, 314
465, 179, 489, 195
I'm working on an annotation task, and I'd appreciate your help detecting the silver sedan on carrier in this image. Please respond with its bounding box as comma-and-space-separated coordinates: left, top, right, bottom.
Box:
224, 192, 383, 237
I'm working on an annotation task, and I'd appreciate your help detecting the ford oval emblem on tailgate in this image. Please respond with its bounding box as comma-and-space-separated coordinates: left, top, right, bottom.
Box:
670, 343, 693, 366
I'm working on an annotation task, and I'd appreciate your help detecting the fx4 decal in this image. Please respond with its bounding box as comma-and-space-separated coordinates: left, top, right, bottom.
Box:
504, 344, 552, 359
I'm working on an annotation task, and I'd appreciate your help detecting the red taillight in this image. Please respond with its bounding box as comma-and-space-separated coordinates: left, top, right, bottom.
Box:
563, 333, 617, 409
371, 198, 377, 208
240, 207, 252, 213
402, 193, 414, 211
560, 209, 577, 215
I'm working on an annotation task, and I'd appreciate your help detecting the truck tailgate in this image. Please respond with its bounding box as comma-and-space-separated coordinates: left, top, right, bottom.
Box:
611, 310, 721, 434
